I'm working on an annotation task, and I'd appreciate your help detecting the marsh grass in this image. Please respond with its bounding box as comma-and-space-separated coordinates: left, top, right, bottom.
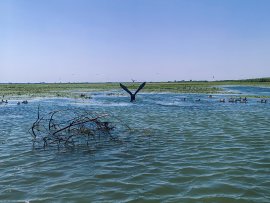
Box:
0, 83, 118, 98
0, 81, 270, 98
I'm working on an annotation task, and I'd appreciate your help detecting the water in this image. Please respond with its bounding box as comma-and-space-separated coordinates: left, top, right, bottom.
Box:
0, 86, 270, 202
222, 85, 270, 96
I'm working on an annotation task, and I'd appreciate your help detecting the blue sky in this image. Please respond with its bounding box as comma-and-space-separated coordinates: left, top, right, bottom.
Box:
1, 0, 270, 83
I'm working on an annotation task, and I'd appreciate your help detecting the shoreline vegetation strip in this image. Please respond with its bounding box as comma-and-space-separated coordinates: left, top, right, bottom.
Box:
0, 81, 270, 98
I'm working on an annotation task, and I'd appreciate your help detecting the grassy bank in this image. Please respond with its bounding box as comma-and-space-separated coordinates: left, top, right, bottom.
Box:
0, 83, 118, 98
0, 81, 270, 98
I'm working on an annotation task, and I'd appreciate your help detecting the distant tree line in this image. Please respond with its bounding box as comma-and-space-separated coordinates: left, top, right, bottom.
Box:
218, 77, 270, 83
242, 78, 270, 82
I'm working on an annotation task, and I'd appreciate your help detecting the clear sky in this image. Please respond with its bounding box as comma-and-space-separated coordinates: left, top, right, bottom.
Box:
1, 0, 270, 83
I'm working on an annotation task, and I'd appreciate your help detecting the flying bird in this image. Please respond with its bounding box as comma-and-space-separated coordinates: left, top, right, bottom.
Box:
120, 82, 146, 102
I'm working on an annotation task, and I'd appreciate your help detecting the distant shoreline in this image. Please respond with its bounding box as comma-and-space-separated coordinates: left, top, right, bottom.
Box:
0, 80, 270, 99
1, 77, 270, 85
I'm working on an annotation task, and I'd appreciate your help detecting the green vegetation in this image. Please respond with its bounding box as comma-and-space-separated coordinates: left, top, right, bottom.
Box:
219, 77, 270, 83
142, 82, 222, 93
0, 78, 270, 98
0, 83, 119, 98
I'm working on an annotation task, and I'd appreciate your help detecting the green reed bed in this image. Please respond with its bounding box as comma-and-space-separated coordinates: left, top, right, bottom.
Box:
0, 83, 119, 98
0, 81, 270, 98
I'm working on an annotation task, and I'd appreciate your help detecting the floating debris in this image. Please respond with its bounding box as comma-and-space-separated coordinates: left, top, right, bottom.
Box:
30, 107, 130, 150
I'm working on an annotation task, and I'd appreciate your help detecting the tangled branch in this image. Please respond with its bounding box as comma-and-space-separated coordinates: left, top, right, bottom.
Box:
30, 107, 130, 149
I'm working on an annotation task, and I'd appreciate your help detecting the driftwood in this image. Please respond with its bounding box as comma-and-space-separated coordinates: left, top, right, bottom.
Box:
30, 106, 130, 149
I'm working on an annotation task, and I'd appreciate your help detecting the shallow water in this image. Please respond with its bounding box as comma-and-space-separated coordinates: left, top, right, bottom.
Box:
0, 86, 270, 202
222, 85, 270, 96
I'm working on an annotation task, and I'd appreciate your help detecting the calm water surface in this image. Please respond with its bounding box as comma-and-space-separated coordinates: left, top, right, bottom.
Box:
0, 86, 270, 202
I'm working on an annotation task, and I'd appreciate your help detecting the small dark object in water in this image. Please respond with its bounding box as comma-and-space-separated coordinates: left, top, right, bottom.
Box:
219, 99, 225, 103
2, 99, 8, 104
17, 102, 21, 105
240, 97, 248, 103
22, 100, 28, 104
80, 93, 91, 99
258, 99, 267, 103
229, 98, 236, 103
235, 97, 242, 102
107, 93, 124, 96
195, 99, 201, 102
0, 99, 7, 104
120, 82, 146, 102
208, 95, 213, 98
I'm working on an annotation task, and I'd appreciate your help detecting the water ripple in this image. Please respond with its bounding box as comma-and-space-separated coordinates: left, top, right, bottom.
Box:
1, 89, 270, 202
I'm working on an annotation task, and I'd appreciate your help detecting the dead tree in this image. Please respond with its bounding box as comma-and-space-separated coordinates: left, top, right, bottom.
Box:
30, 107, 130, 150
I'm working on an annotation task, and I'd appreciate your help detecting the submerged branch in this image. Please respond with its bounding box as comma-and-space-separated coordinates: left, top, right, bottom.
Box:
30, 108, 130, 150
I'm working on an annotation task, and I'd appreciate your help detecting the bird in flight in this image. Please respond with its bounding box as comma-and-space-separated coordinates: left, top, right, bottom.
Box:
120, 82, 146, 102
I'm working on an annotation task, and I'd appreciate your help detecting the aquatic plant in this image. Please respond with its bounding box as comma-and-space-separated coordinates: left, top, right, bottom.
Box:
30, 107, 130, 149
1, 80, 270, 98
